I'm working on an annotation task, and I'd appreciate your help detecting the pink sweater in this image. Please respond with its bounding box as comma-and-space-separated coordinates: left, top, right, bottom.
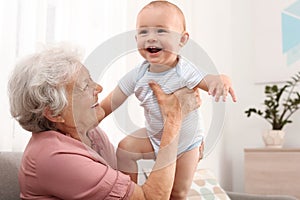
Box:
19, 127, 134, 199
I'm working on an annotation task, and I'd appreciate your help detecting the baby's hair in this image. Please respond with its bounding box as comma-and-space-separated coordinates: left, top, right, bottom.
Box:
139, 0, 186, 31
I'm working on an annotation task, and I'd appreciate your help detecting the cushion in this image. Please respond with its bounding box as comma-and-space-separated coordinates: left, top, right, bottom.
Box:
187, 168, 231, 200
143, 167, 231, 200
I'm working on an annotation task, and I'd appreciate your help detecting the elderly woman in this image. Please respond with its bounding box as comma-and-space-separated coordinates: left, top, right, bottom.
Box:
8, 44, 201, 200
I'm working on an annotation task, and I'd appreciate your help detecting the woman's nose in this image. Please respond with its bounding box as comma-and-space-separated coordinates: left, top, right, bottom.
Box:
94, 84, 103, 95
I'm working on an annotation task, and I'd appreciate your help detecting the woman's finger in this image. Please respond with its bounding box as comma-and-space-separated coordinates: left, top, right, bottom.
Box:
149, 81, 164, 102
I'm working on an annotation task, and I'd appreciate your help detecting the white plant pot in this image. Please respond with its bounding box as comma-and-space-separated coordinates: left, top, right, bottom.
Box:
262, 130, 285, 148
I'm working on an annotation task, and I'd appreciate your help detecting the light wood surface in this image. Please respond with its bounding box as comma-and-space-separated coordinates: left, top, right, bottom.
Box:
244, 148, 300, 199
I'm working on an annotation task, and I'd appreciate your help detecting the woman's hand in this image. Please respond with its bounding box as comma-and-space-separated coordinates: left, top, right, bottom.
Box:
149, 81, 201, 122
174, 87, 202, 118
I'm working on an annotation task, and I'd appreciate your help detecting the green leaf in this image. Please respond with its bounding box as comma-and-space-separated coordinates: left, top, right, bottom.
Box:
245, 71, 300, 130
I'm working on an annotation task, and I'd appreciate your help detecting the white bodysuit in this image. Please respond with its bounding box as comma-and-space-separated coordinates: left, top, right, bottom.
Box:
119, 57, 206, 155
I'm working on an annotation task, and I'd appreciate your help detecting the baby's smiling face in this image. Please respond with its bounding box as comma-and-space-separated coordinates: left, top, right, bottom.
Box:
136, 6, 188, 70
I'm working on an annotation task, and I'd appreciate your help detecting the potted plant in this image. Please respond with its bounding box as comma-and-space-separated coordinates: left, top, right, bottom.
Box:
245, 71, 300, 147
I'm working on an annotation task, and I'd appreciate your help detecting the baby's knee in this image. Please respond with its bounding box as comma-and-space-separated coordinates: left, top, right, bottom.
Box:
117, 137, 133, 152
170, 191, 189, 200
170, 185, 190, 200
116, 137, 139, 161
117, 140, 129, 158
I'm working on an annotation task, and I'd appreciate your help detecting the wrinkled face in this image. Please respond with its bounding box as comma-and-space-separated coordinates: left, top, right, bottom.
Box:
136, 6, 186, 68
59, 66, 104, 143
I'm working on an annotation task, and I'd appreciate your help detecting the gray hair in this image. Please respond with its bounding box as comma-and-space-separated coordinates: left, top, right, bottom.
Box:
8, 44, 83, 133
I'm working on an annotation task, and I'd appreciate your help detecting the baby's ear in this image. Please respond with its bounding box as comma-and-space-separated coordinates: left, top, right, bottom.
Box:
43, 107, 65, 123
180, 32, 189, 46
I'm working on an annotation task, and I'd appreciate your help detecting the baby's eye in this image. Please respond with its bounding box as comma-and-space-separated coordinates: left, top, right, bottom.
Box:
138, 29, 148, 35
157, 28, 167, 34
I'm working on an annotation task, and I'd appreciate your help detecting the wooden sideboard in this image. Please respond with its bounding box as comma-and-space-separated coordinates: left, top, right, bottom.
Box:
244, 148, 300, 199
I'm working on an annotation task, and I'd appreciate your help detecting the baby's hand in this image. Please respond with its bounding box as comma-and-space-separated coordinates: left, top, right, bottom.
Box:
205, 74, 237, 102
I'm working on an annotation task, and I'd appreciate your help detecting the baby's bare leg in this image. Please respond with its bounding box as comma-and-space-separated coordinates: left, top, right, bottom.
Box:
117, 128, 155, 183
170, 147, 199, 200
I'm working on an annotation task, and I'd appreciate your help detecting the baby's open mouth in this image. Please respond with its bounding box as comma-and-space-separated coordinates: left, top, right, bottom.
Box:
146, 47, 162, 53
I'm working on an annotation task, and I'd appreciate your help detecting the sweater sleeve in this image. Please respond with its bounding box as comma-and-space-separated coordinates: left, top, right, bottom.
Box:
36, 148, 134, 200
20, 131, 135, 200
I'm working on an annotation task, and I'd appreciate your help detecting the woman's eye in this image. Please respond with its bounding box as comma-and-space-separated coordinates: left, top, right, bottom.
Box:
83, 84, 89, 91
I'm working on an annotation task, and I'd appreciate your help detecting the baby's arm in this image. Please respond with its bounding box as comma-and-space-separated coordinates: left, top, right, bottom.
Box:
197, 74, 237, 102
100, 86, 128, 118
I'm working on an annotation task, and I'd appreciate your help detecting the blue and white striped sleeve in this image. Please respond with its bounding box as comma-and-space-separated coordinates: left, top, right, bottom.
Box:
179, 60, 208, 89
118, 67, 139, 97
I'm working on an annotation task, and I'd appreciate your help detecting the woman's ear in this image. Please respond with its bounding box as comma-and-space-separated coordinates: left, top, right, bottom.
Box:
43, 107, 65, 123
180, 32, 189, 47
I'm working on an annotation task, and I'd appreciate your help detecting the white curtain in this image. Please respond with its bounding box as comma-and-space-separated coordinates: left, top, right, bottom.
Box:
0, 0, 130, 151
0, 0, 224, 152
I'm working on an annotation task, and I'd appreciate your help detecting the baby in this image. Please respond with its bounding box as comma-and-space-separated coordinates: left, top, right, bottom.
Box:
101, 1, 236, 199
